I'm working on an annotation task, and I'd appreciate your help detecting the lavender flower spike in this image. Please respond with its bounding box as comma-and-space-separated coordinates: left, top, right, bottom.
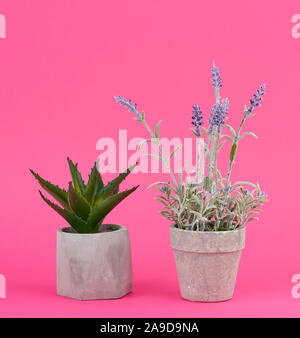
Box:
161, 185, 167, 193
224, 185, 232, 193
246, 84, 266, 115
257, 190, 265, 197
208, 98, 229, 133
212, 66, 222, 89
115, 96, 142, 119
192, 105, 203, 136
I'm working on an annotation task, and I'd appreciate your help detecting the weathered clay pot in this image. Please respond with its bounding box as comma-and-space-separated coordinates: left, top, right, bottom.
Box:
170, 225, 245, 302
57, 224, 132, 300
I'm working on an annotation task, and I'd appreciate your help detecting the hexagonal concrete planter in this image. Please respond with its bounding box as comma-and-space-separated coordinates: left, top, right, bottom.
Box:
170, 225, 245, 302
57, 224, 132, 300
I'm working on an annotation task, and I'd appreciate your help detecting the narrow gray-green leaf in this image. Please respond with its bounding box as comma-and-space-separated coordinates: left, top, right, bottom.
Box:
155, 120, 162, 138
224, 125, 236, 139
147, 181, 168, 190
217, 140, 226, 152
168, 144, 182, 162
239, 132, 258, 141
137, 138, 152, 151
232, 181, 257, 188
145, 153, 162, 161
219, 135, 233, 143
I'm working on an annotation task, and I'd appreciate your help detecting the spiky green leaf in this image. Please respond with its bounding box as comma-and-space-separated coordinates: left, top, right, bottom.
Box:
94, 163, 137, 204
87, 186, 139, 232
84, 163, 100, 204
68, 182, 90, 220
67, 157, 85, 193
30, 169, 69, 209
39, 190, 87, 233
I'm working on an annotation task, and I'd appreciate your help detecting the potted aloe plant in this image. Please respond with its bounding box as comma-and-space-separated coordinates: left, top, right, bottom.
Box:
30, 158, 138, 300
115, 64, 267, 302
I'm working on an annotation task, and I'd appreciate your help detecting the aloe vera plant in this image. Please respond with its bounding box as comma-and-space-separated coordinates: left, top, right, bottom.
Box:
30, 158, 138, 233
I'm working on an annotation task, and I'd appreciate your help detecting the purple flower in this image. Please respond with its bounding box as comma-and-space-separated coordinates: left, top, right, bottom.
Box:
189, 180, 198, 187
257, 191, 265, 197
208, 98, 229, 133
115, 96, 142, 119
212, 66, 222, 89
161, 185, 167, 193
211, 186, 216, 197
192, 105, 203, 136
246, 84, 266, 115
224, 185, 232, 193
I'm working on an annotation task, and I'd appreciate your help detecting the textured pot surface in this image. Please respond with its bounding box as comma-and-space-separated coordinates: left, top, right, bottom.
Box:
57, 224, 132, 300
170, 225, 245, 302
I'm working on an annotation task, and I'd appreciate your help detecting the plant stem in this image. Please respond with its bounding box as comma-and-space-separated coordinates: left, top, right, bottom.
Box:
225, 114, 248, 187
208, 128, 216, 180
211, 84, 220, 190
141, 119, 178, 189
200, 133, 211, 192
225, 160, 234, 188
236, 115, 247, 141
214, 132, 220, 188
215, 88, 220, 104
195, 136, 201, 185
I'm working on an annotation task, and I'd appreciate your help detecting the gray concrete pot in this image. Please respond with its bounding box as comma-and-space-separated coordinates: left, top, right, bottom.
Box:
57, 224, 132, 300
170, 225, 245, 302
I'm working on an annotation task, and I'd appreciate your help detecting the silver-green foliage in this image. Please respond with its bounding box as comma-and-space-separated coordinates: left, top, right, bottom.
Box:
156, 182, 266, 231
115, 64, 267, 231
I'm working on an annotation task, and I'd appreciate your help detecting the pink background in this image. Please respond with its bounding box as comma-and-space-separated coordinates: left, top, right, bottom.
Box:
0, 0, 300, 317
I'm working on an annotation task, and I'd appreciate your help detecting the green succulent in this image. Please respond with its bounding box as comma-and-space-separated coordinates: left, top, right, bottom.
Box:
30, 158, 138, 233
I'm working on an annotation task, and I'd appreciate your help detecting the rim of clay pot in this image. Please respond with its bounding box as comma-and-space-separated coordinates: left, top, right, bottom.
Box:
170, 223, 245, 234
170, 224, 246, 253
58, 224, 126, 235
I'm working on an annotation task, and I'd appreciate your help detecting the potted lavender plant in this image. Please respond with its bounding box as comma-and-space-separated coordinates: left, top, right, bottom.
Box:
115, 64, 267, 302
30, 158, 138, 300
